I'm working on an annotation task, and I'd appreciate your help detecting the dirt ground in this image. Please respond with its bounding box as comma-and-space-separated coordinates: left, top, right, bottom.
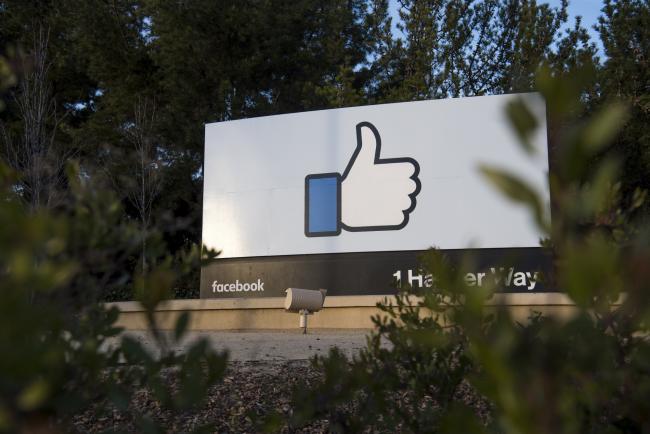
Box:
73, 330, 377, 433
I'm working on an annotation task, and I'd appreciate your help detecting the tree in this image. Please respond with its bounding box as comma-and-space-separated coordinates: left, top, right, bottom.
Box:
117, 97, 163, 275
378, 0, 596, 101
597, 0, 650, 215
1, 27, 72, 212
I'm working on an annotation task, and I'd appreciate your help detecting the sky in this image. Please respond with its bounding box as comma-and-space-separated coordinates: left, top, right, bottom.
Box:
389, 0, 605, 51
545, 0, 603, 44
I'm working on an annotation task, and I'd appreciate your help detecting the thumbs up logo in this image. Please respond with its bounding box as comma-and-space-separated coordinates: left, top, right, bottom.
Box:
305, 122, 421, 237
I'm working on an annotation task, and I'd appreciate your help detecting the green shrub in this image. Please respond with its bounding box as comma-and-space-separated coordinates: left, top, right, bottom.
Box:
284, 69, 650, 434
0, 159, 226, 433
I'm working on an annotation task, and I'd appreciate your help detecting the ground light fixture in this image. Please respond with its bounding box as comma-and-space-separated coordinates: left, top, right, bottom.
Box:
284, 288, 327, 334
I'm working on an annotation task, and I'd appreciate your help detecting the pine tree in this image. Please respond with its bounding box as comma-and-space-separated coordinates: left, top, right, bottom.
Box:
598, 0, 650, 209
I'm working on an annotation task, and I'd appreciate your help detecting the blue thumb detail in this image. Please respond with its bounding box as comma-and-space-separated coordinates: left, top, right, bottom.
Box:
305, 173, 341, 237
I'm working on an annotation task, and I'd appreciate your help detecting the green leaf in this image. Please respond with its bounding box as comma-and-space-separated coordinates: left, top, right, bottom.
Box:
506, 98, 539, 154
0, 405, 10, 431
581, 103, 628, 154
174, 311, 190, 342
559, 235, 623, 309
632, 188, 647, 210
121, 335, 152, 364
535, 64, 595, 116
17, 378, 50, 411
135, 268, 175, 312
440, 402, 486, 434
105, 306, 121, 324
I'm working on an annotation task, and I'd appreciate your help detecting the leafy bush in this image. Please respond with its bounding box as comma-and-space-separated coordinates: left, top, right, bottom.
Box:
0, 151, 226, 432
283, 69, 650, 434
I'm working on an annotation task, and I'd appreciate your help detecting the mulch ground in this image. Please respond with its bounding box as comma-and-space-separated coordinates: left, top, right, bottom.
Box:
71, 360, 328, 433
70, 359, 491, 433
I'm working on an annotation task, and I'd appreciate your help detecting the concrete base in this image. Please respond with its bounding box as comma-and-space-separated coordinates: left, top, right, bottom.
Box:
107, 293, 587, 331
108, 329, 374, 361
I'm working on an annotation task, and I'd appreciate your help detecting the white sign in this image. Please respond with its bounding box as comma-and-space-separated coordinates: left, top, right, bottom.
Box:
203, 93, 549, 258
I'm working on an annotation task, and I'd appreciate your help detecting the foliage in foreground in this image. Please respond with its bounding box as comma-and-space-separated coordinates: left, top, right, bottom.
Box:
0, 159, 227, 433
0, 50, 226, 431
0, 52, 226, 434
282, 69, 650, 434
0, 160, 227, 433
